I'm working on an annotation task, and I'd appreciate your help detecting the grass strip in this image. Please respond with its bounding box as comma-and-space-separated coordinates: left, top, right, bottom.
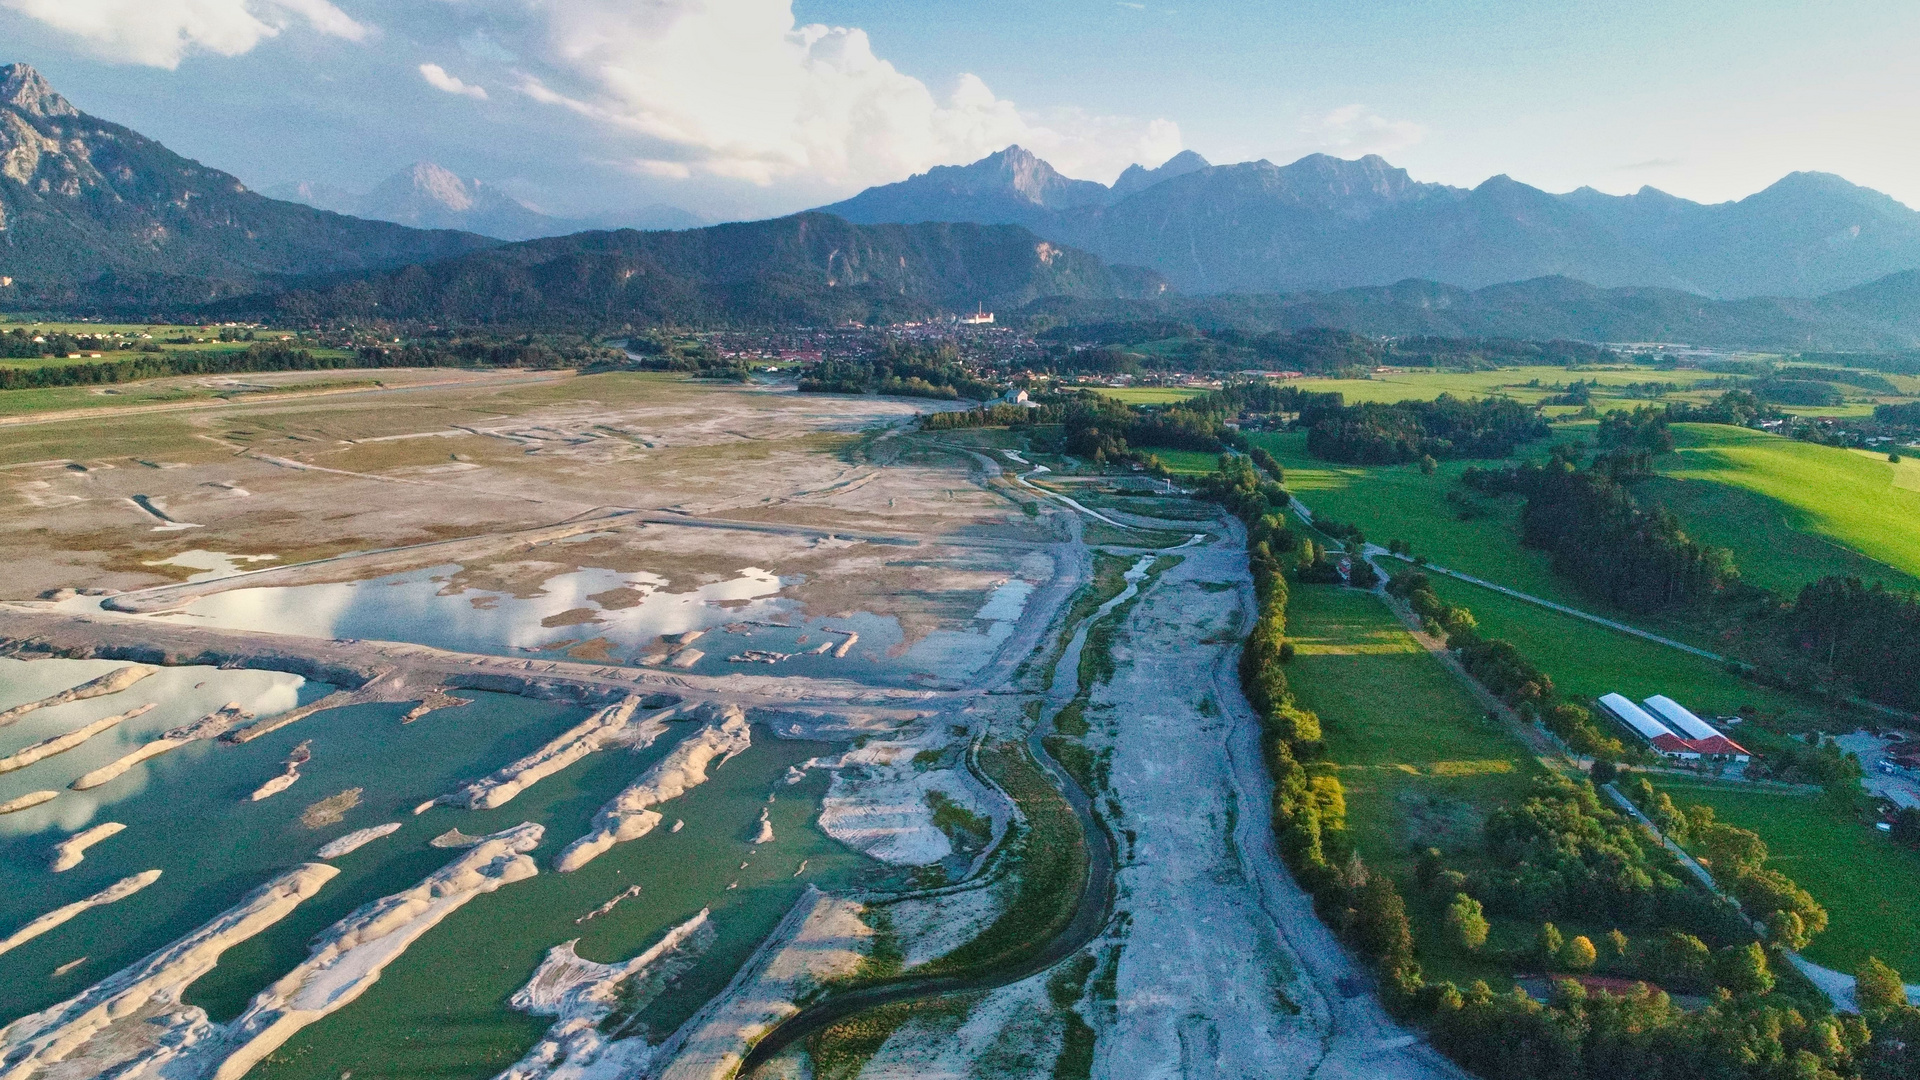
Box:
924, 741, 1088, 976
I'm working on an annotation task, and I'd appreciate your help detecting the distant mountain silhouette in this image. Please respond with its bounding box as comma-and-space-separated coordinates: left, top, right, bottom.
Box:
819, 146, 1920, 300
0, 63, 495, 298
266, 163, 707, 242
219, 212, 1168, 327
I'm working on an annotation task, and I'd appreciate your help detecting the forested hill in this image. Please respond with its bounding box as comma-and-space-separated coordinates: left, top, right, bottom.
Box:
1024, 273, 1920, 351
217, 213, 1168, 327
0, 64, 496, 299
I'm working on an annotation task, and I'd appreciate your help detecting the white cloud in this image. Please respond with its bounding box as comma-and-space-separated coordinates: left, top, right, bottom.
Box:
1304, 104, 1426, 157
491, 0, 1178, 189
420, 62, 487, 99
1, 0, 369, 68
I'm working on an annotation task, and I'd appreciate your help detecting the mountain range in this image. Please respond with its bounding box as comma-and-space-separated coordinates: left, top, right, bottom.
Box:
0, 64, 496, 294
820, 147, 1920, 300
8, 60, 1920, 350
263, 163, 705, 242
220, 213, 1165, 327
1025, 272, 1920, 352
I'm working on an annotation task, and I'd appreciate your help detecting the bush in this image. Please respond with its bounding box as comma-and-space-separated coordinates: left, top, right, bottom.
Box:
1858, 956, 1910, 1010
1446, 893, 1490, 952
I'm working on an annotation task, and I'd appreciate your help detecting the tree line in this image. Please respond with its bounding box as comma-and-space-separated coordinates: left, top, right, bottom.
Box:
797, 340, 999, 400
1305, 394, 1550, 464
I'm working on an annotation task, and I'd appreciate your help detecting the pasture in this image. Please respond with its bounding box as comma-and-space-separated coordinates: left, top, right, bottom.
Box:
1656, 424, 1920, 588
1283, 582, 1542, 984
1654, 779, 1920, 977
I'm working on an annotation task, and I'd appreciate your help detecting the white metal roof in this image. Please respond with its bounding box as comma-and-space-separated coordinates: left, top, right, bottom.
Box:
1598, 692, 1674, 742
1643, 695, 1719, 741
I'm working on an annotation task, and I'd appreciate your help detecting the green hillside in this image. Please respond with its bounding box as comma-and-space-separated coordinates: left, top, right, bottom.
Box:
1647, 424, 1920, 593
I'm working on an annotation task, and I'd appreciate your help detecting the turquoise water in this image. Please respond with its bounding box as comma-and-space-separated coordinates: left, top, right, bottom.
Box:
0, 661, 872, 1079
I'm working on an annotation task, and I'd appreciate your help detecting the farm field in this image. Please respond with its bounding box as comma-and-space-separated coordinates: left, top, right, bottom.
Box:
1089, 386, 1207, 405
1278, 363, 1906, 419
1282, 582, 1543, 985
1145, 447, 1219, 475
1653, 779, 1920, 976
1417, 573, 1834, 733
1651, 424, 1920, 589
1253, 431, 1583, 607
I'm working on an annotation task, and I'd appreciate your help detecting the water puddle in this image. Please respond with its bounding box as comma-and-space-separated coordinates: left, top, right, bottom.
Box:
144, 549, 281, 583
144, 563, 1038, 687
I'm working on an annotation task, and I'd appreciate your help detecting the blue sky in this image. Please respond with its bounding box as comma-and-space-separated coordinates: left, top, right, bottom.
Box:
3, 0, 1914, 221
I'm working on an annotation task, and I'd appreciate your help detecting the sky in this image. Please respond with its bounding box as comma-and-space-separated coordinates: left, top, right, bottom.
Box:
2, 0, 1916, 223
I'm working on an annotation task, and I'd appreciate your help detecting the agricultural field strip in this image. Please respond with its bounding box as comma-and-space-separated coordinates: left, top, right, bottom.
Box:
0, 368, 572, 427
1370, 550, 1726, 663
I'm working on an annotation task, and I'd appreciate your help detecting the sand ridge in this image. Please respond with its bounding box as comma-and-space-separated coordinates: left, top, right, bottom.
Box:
0, 666, 156, 729
554, 706, 752, 873
0, 871, 162, 960
0, 863, 338, 1080
207, 823, 545, 1080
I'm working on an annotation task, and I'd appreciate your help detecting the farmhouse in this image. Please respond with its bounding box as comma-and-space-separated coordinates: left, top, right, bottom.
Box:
1644, 695, 1752, 762
1595, 692, 1753, 763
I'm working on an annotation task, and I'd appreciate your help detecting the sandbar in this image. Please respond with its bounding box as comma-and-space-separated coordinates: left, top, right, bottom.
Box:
0, 863, 337, 1080
0, 704, 153, 774
0, 790, 60, 815
209, 823, 544, 1080
444, 696, 655, 810
554, 707, 751, 872
0, 870, 162, 958
49, 821, 126, 872
0, 665, 156, 729
315, 822, 402, 859
69, 738, 184, 791
496, 910, 714, 1080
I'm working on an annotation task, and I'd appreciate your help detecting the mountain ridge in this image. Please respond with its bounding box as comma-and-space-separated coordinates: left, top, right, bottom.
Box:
210, 212, 1169, 327
264, 162, 707, 242
818, 145, 1920, 300
0, 64, 498, 290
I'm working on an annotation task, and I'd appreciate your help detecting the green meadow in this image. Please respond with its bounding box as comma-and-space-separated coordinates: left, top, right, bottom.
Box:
1418, 573, 1830, 731
1653, 779, 1920, 977
1090, 386, 1207, 405
1283, 583, 1543, 985
1647, 424, 1920, 592
1252, 431, 1582, 607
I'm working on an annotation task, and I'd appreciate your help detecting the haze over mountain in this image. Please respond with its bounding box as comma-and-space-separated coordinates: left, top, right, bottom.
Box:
221, 213, 1166, 328
0, 64, 495, 295
264, 163, 706, 242
1028, 272, 1920, 352
821, 147, 1920, 301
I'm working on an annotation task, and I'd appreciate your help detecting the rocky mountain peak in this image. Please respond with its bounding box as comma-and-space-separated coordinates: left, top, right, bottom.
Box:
398, 161, 477, 212
0, 64, 78, 120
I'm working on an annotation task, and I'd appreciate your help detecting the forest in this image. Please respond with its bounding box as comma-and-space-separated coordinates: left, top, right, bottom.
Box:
1305, 394, 1550, 464
796, 341, 1000, 400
